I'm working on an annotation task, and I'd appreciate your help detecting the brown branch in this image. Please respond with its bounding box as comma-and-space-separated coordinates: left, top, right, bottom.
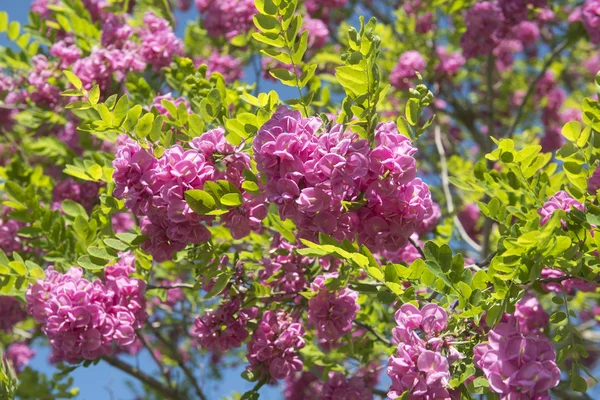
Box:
506, 39, 570, 139
353, 320, 392, 346
101, 355, 179, 399
149, 325, 208, 400
408, 237, 425, 259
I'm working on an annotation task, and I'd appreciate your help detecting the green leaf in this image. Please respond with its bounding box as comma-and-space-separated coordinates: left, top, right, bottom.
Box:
62, 200, 88, 219
571, 374, 588, 392
270, 68, 298, 86
253, 14, 280, 33
88, 85, 100, 106
8, 261, 26, 276
136, 113, 155, 138
185, 190, 217, 215
205, 273, 231, 298
405, 98, 420, 126
562, 121, 581, 142
113, 95, 129, 125
78, 255, 105, 271
87, 247, 114, 260
103, 238, 129, 251
7, 21, 19, 41
220, 193, 243, 207
335, 66, 369, 98
0, 12, 7, 32
64, 70, 82, 90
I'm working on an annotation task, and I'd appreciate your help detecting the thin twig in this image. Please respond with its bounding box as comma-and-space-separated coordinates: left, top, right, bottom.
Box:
506, 39, 570, 139
353, 320, 392, 346
408, 237, 425, 259
137, 332, 173, 390
433, 125, 482, 253
149, 325, 208, 400
101, 355, 179, 399
147, 283, 196, 291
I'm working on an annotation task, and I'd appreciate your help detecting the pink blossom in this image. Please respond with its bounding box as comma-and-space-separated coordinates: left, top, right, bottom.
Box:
538, 190, 584, 226
308, 274, 360, 340
390, 51, 426, 90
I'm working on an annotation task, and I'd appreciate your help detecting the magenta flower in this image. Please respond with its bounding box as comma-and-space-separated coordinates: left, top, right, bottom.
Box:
138, 12, 183, 69
195, 0, 256, 40
0, 296, 27, 332
538, 190, 584, 226
246, 310, 305, 381
308, 274, 360, 341
474, 317, 560, 399
514, 296, 549, 334
583, 0, 600, 44
321, 372, 373, 400
25, 256, 147, 363
191, 298, 257, 352
390, 50, 426, 90
5, 342, 35, 373
461, 2, 504, 59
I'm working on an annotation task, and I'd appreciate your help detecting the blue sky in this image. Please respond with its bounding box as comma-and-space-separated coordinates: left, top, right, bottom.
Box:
0, 2, 284, 399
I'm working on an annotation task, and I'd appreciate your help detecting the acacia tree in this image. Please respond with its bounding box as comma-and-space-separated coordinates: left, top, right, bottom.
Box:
0, 0, 599, 398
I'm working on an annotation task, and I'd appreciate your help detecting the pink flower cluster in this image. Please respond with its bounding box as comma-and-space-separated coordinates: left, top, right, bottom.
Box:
308, 274, 359, 341
0, 296, 27, 332
284, 371, 323, 400
29, 55, 61, 107
461, 2, 505, 58
474, 318, 560, 399
387, 303, 453, 399
254, 107, 433, 253
195, 0, 256, 40
390, 50, 427, 90
52, 178, 101, 213
0, 218, 26, 254
583, 0, 600, 44
540, 268, 597, 294
514, 296, 549, 335
4, 342, 35, 373
538, 190, 584, 226
246, 310, 305, 381
435, 47, 465, 77
25, 256, 147, 363
321, 371, 373, 400
259, 235, 311, 296
197, 52, 244, 84
113, 129, 266, 261
589, 166, 600, 193
302, 15, 329, 49
191, 298, 257, 352
138, 12, 183, 69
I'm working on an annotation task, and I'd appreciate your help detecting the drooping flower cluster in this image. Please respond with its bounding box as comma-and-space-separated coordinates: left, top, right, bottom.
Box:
514, 296, 549, 335
538, 190, 584, 226
308, 274, 360, 341
582, 0, 600, 44
254, 107, 433, 253
195, 0, 256, 40
25, 255, 147, 363
461, 2, 504, 58
198, 52, 244, 84
113, 128, 266, 261
4, 343, 35, 373
190, 298, 257, 352
540, 267, 597, 294
390, 50, 427, 90
138, 12, 183, 69
387, 303, 454, 399
246, 310, 305, 381
302, 15, 329, 49
284, 371, 323, 400
474, 317, 561, 399
435, 47, 465, 77
321, 371, 373, 400
259, 235, 311, 296
0, 296, 27, 332
52, 178, 101, 213
0, 217, 26, 254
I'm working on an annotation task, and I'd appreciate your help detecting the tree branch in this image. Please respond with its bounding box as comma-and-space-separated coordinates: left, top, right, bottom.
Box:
433, 125, 483, 253
408, 237, 426, 259
101, 355, 179, 399
149, 325, 208, 400
353, 320, 392, 346
506, 39, 570, 139
147, 283, 196, 291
